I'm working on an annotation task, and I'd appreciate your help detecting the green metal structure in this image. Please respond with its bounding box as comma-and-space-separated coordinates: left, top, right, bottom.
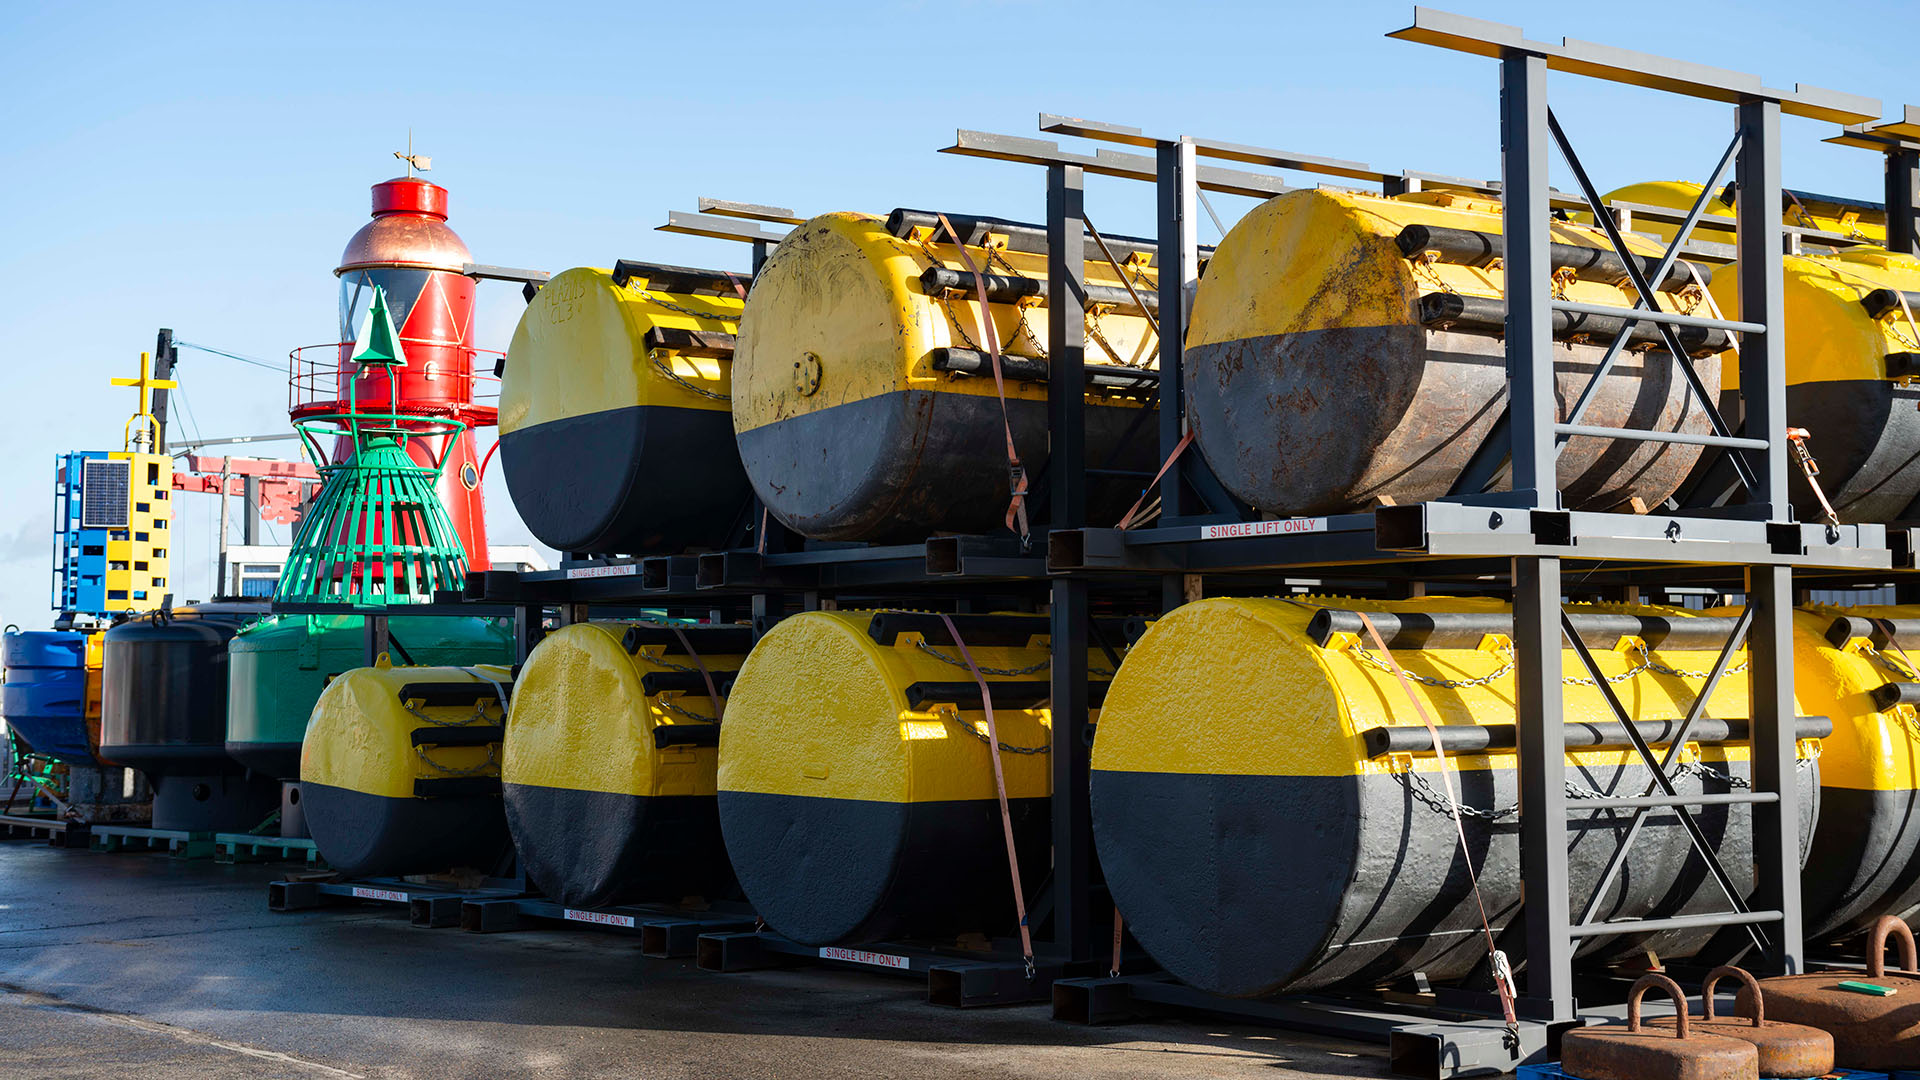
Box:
276, 287, 470, 607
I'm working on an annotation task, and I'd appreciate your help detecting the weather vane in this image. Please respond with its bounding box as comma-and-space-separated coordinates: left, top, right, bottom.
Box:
394, 129, 431, 178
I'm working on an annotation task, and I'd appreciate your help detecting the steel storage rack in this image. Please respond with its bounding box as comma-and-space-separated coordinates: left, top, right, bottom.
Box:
420, 9, 1910, 1077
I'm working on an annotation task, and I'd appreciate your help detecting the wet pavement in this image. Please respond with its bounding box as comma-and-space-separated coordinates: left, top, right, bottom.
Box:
0, 838, 1389, 1079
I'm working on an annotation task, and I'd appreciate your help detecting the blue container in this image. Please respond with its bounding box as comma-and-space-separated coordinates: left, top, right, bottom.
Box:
2, 630, 94, 764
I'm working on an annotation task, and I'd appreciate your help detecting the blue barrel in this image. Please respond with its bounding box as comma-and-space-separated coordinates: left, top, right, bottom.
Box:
2, 630, 94, 764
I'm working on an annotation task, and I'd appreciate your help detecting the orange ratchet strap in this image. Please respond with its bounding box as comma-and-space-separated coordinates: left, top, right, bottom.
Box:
669, 626, 724, 722
1786, 428, 1840, 528
936, 612, 1036, 978
1356, 611, 1518, 1029
935, 213, 1031, 546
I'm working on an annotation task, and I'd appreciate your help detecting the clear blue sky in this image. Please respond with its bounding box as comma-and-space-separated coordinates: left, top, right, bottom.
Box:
0, 0, 1911, 628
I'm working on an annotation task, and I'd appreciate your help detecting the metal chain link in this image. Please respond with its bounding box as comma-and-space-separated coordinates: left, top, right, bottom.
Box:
415, 743, 498, 777
1349, 644, 1516, 689
401, 689, 504, 776
1393, 753, 1815, 821
987, 248, 1054, 361
948, 714, 1052, 755
913, 639, 1050, 677
1347, 641, 1747, 690
655, 694, 719, 724
648, 349, 730, 402
624, 287, 740, 326
402, 696, 502, 727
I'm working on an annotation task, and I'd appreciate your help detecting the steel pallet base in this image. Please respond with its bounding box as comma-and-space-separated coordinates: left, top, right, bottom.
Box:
268, 877, 524, 924
1051, 974, 1578, 1080
458, 897, 756, 957
214, 834, 323, 867
697, 930, 1081, 1007
89, 825, 214, 857
0, 814, 85, 845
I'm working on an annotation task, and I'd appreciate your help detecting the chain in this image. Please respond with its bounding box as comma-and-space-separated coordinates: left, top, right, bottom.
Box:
1348, 641, 1746, 690
648, 349, 730, 402
913, 639, 1050, 677
986, 248, 1053, 361
1863, 643, 1918, 681
641, 651, 707, 675
656, 694, 719, 723
402, 696, 502, 727
1349, 644, 1516, 688
624, 287, 740, 326
415, 742, 498, 777
1393, 751, 1817, 821
1410, 251, 1461, 296
939, 709, 1051, 755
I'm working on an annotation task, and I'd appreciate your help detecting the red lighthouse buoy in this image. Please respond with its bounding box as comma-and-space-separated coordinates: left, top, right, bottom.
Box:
324, 167, 493, 570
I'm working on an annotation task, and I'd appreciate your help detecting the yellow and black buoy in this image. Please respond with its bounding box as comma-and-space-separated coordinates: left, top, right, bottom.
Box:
503, 621, 748, 908
716, 610, 1082, 944
1091, 597, 1821, 999
497, 263, 750, 554
1601, 182, 1920, 521
731, 211, 1159, 541
301, 660, 514, 878
1792, 605, 1920, 939
1184, 188, 1722, 516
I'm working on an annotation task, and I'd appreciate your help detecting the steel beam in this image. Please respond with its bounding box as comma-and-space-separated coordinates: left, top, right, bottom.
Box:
1155, 138, 1198, 526
1048, 165, 1088, 531
1736, 98, 1790, 517
1748, 564, 1804, 973
1388, 8, 1878, 124
1501, 51, 1555, 507
1888, 148, 1920, 257
1050, 577, 1093, 964
1515, 556, 1571, 1021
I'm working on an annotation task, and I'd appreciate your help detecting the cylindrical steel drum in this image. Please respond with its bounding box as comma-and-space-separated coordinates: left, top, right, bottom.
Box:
717, 610, 1075, 944
503, 621, 746, 908
498, 264, 750, 554
731, 211, 1159, 541
1184, 189, 1724, 516
1091, 596, 1820, 999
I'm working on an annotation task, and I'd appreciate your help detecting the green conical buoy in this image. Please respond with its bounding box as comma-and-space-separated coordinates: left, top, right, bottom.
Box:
274, 289, 466, 607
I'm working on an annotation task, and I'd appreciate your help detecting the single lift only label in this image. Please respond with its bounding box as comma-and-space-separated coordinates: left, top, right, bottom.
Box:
1199, 517, 1329, 540
819, 946, 911, 970
564, 909, 636, 928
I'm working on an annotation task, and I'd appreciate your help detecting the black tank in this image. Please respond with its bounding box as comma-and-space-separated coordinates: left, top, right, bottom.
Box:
100, 603, 278, 831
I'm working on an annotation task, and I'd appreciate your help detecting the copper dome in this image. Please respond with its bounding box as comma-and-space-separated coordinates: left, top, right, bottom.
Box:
336, 177, 472, 275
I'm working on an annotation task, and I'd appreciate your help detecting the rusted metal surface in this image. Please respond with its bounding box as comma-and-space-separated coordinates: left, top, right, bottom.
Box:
1738, 916, 1920, 1069
1560, 973, 1759, 1080
1645, 966, 1833, 1078
1187, 326, 1713, 516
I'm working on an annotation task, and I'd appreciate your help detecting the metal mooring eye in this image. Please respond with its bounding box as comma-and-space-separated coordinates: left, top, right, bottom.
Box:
794, 352, 822, 397
1488, 512, 1503, 529
1666, 520, 1682, 542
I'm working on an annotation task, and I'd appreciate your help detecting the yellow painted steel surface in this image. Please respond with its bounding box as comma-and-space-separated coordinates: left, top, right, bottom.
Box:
498, 265, 740, 436
718, 611, 1069, 804
1708, 248, 1920, 390
730, 212, 1155, 435
1601, 181, 1886, 247
1795, 605, 1920, 791
504, 622, 740, 799
1187, 188, 1708, 349
1095, 596, 1799, 781
300, 660, 510, 799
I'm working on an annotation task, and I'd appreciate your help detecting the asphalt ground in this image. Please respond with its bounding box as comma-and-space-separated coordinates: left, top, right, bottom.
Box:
0, 838, 1390, 1079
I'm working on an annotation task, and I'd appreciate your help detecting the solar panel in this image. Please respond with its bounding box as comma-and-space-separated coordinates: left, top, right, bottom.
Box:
80, 459, 130, 528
